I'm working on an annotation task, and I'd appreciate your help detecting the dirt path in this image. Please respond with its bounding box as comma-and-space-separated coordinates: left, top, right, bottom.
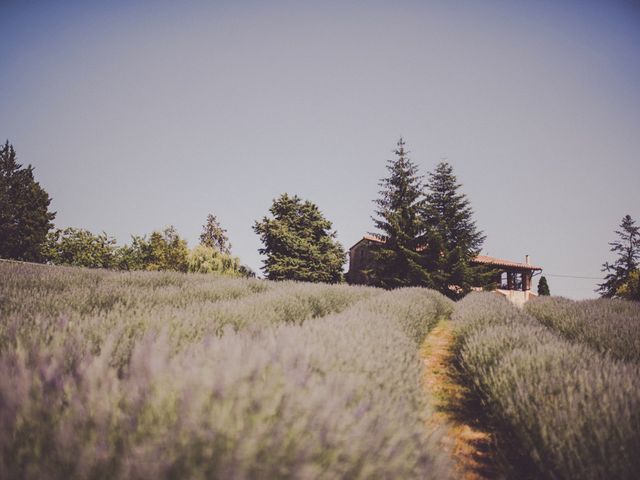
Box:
421, 320, 500, 480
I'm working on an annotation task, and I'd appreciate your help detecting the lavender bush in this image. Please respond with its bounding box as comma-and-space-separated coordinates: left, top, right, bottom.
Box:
1, 263, 376, 372
0, 262, 452, 479
525, 295, 640, 362
453, 293, 640, 480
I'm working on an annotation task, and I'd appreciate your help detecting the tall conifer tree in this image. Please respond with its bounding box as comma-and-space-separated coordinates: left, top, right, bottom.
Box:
597, 215, 640, 298
367, 138, 433, 288
538, 276, 551, 296
254, 194, 345, 282
422, 161, 490, 298
0, 141, 55, 261
199, 214, 231, 254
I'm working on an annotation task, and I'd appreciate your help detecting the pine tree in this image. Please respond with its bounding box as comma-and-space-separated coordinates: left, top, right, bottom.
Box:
537, 276, 551, 296
0, 141, 56, 261
597, 215, 640, 298
253, 194, 345, 282
199, 214, 231, 254
422, 161, 490, 298
367, 138, 433, 289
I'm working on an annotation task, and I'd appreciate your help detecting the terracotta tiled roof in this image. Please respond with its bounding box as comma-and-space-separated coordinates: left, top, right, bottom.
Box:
472, 255, 542, 271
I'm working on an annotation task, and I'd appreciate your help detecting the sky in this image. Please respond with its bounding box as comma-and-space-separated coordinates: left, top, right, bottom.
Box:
1, 0, 639, 298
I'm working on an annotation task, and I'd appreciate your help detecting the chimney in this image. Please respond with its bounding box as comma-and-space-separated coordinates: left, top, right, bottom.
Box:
525, 255, 530, 265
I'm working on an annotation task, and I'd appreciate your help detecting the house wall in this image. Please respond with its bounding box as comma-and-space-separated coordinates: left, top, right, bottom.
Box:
495, 289, 537, 307
347, 238, 539, 298
346, 241, 374, 284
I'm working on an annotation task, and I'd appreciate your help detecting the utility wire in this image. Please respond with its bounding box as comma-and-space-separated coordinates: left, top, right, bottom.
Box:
545, 273, 603, 280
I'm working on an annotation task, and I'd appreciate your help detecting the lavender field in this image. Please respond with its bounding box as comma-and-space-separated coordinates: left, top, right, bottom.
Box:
4, 262, 640, 479
525, 296, 640, 362
453, 293, 640, 479
0, 262, 453, 479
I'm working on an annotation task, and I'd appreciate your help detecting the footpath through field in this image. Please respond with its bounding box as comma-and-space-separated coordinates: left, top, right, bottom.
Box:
421, 320, 499, 480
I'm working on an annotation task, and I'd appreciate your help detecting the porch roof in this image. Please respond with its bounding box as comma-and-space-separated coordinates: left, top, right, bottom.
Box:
472, 255, 542, 271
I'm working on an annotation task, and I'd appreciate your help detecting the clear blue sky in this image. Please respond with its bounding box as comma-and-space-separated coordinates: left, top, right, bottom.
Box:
1, 0, 639, 298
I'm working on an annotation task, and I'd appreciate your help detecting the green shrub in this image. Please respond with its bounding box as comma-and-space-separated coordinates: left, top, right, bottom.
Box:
187, 244, 242, 276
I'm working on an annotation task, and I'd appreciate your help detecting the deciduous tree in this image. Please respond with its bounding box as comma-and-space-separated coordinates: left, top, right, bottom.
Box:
117, 226, 189, 272
617, 270, 640, 302
43, 227, 117, 268
187, 244, 243, 276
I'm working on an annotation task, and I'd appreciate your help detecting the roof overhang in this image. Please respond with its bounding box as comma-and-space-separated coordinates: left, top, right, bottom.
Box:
472, 255, 542, 271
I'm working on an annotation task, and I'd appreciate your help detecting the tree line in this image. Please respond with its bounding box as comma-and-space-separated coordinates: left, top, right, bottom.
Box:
0, 140, 252, 277
253, 137, 491, 300
1, 138, 638, 301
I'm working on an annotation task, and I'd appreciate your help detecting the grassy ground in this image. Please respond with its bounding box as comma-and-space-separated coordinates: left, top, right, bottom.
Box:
421, 320, 499, 480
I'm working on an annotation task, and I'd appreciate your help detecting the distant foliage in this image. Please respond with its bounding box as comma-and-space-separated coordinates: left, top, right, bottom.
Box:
254, 193, 346, 282
199, 213, 231, 254
117, 226, 189, 272
0, 140, 56, 261
537, 275, 550, 296
43, 227, 117, 268
598, 214, 640, 298
0, 262, 452, 479
187, 244, 243, 276
453, 293, 640, 479
237, 263, 256, 278
618, 270, 640, 301
526, 295, 640, 362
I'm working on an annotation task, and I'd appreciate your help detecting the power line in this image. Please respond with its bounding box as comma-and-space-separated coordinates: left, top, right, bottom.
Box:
545, 273, 603, 280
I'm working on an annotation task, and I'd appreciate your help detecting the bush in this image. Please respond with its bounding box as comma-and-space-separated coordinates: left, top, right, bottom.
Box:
453, 293, 640, 479
618, 270, 640, 301
187, 244, 242, 276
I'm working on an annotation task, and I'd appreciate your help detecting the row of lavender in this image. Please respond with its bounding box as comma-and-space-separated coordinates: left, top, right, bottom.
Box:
453, 293, 640, 479
525, 296, 640, 362
0, 263, 452, 479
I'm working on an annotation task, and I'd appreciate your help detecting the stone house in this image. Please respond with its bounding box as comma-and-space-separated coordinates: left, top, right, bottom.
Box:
346, 234, 543, 305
